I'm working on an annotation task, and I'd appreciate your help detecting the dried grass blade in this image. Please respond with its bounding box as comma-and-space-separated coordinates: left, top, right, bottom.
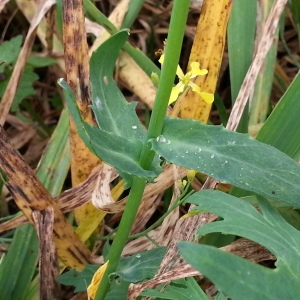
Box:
0, 126, 91, 269
32, 207, 60, 299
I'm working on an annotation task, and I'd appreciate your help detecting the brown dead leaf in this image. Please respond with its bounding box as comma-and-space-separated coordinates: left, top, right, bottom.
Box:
0, 165, 187, 234
32, 206, 60, 300
0, 125, 91, 270
0, 0, 10, 14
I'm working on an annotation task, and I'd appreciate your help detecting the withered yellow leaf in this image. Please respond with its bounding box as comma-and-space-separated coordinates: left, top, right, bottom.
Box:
87, 261, 109, 299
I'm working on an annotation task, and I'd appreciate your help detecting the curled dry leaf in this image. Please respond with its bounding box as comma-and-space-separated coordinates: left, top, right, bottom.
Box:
91, 163, 122, 213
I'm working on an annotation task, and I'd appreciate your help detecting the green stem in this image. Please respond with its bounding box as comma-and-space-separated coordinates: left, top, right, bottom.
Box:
121, 0, 145, 29
94, 1, 191, 299
84, 0, 160, 77
96, 188, 193, 241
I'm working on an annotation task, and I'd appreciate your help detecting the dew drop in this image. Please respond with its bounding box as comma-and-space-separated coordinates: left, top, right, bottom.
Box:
136, 254, 141, 258
132, 125, 137, 129
225, 160, 228, 164
198, 148, 202, 152
210, 154, 215, 158
156, 135, 167, 143
186, 150, 189, 154
167, 140, 171, 144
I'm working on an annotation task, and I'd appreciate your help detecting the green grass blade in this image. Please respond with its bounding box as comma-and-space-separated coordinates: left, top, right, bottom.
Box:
249, 1, 279, 125
256, 71, 300, 159
227, 0, 256, 132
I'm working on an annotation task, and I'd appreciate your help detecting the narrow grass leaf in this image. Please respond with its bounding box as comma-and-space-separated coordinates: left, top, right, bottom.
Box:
256, 71, 300, 159
227, 0, 256, 131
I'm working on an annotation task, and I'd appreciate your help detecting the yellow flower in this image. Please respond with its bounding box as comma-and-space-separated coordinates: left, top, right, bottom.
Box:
159, 54, 214, 105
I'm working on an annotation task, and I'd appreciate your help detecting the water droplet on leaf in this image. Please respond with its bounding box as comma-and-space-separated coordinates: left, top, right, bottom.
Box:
156, 135, 167, 143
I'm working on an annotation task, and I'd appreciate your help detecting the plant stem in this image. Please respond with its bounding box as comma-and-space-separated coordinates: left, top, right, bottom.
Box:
94, 1, 191, 299
84, 0, 160, 77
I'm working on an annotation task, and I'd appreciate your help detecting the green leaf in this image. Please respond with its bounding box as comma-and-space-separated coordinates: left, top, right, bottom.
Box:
0, 35, 22, 72
150, 117, 300, 208
0, 68, 38, 112
256, 71, 300, 159
27, 55, 57, 68
106, 277, 130, 300
90, 29, 146, 142
227, 0, 256, 132
230, 68, 300, 198
182, 186, 300, 300
289, 0, 300, 47
185, 190, 300, 278
141, 278, 208, 300
113, 247, 167, 283
0, 224, 38, 300
178, 242, 300, 300
59, 79, 157, 180
57, 265, 98, 292
60, 30, 161, 182
58, 247, 166, 294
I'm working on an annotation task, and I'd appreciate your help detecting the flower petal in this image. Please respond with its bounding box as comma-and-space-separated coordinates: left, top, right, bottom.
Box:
188, 82, 214, 104
159, 54, 165, 65
200, 92, 214, 104
190, 62, 208, 78
159, 54, 184, 78
175, 65, 184, 78
169, 83, 184, 104
188, 81, 202, 94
